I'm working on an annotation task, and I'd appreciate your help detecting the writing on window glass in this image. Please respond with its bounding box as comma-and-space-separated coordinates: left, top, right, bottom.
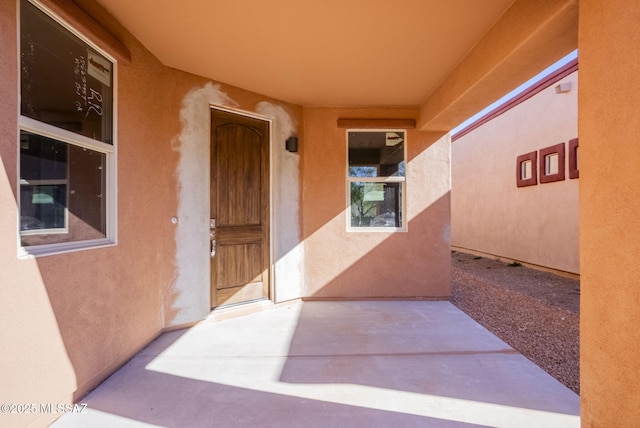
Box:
74, 55, 103, 118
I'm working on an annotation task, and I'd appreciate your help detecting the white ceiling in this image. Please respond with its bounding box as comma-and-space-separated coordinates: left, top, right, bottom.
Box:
96, 0, 516, 107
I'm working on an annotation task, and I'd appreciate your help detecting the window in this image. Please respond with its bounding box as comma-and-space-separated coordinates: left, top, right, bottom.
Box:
521, 159, 533, 180
19, 0, 116, 256
539, 143, 565, 184
347, 130, 406, 230
544, 153, 559, 175
516, 151, 537, 187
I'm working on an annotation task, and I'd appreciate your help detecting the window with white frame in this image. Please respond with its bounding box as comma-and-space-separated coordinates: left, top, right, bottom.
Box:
347, 130, 406, 230
19, 0, 116, 255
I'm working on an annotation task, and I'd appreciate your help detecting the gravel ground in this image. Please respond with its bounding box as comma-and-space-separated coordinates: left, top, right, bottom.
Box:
450, 251, 580, 394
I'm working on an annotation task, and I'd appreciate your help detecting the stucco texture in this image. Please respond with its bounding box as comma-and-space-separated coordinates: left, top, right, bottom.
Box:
579, 0, 640, 426
14, 0, 636, 426
452, 72, 579, 274
1, 1, 179, 425
1, 1, 305, 426
302, 108, 451, 299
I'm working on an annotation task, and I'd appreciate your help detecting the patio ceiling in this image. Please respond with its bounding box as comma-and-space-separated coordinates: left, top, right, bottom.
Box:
94, 0, 516, 107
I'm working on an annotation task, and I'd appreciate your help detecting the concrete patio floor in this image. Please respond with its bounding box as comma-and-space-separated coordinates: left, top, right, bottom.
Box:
52, 300, 579, 428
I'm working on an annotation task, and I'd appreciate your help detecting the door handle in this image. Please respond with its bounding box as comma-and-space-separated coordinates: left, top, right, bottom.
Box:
210, 218, 216, 257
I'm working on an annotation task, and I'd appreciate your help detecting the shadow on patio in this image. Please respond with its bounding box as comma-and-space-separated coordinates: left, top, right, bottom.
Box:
52, 301, 579, 428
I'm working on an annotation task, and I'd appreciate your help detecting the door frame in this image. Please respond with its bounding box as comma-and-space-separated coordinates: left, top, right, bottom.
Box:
209, 105, 275, 306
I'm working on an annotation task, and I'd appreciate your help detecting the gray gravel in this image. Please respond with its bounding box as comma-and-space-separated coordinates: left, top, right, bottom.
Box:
450, 251, 580, 394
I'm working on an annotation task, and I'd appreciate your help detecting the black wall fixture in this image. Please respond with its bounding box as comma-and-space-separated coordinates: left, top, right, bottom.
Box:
286, 136, 298, 153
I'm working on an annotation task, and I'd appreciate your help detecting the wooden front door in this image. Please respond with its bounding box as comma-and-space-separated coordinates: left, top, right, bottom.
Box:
210, 109, 270, 308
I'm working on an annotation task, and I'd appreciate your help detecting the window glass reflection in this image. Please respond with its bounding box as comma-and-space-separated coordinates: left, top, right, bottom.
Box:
20, 131, 106, 246
348, 131, 405, 177
21, 0, 113, 144
350, 182, 402, 228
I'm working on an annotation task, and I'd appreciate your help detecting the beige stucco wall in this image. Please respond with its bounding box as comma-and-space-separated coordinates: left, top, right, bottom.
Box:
0, 1, 303, 426
165, 76, 305, 325
579, 0, 640, 426
18, 0, 640, 426
5, 1, 452, 424
302, 107, 451, 299
451, 72, 579, 274
1, 1, 174, 426
0, 0, 452, 417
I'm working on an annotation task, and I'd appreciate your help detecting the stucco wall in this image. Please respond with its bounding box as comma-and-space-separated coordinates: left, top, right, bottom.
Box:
0, 1, 303, 426
579, 0, 640, 426
167, 76, 304, 325
1, 1, 174, 426
302, 107, 451, 299
451, 71, 579, 274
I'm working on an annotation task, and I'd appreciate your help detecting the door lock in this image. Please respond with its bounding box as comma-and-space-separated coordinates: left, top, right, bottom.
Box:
210, 218, 216, 257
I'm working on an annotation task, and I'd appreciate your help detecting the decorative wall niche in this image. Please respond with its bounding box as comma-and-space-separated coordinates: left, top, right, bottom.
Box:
539, 143, 565, 184
569, 138, 579, 179
516, 151, 537, 187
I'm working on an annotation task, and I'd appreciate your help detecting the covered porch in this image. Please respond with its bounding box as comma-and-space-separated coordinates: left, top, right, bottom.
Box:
52, 301, 579, 428
3, 0, 640, 426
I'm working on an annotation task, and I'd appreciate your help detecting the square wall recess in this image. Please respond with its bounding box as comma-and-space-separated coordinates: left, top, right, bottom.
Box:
539, 143, 565, 184
569, 138, 579, 179
517, 151, 538, 187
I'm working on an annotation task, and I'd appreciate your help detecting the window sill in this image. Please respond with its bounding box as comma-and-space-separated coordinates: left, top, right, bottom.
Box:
18, 238, 116, 259
347, 227, 408, 233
